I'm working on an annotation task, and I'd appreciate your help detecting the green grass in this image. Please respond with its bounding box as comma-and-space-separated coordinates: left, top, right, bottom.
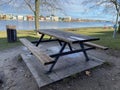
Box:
65, 27, 120, 50
0, 27, 120, 50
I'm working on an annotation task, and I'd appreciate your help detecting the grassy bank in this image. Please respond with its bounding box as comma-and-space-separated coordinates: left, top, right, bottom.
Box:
0, 27, 120, 50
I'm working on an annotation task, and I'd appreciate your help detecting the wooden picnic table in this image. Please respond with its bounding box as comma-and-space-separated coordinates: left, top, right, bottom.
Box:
35, 29, 99, 73
37, 29, 99, 44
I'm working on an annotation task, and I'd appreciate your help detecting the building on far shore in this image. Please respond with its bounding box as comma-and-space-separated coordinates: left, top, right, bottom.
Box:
45, 15, 60, 21
12, 15, 17, 20
23, 16, 27, 21
1, 14, 11, 20
46, 16, 51, 21
39, 15, 45, 21
52, 16, 59, 21
0, 14, 5, 20
63, 16, 72, 22
26, 15, 34, 21
17, 15, 24, 20
1, 13, 105, 22
0, 14, 15, 20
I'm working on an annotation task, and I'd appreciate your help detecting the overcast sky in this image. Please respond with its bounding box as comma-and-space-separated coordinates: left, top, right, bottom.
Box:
0, 0, 116, 21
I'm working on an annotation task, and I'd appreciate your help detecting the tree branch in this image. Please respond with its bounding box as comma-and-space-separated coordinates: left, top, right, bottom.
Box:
0, 0, 13, 5
24, 0, 35, 13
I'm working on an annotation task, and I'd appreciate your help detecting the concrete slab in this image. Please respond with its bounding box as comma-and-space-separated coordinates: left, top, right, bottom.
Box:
20, 43, 104, 88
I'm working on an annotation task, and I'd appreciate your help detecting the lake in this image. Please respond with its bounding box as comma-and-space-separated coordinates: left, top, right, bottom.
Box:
0, 20, 113, 31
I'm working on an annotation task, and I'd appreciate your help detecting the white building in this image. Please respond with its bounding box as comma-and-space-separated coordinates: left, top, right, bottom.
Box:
46, 16, 51, 21
17, 15, 24, 20
64, 16, 72, 22
12, 16, 17, 20
23, 16, 27, 21
53, 16, 59, 21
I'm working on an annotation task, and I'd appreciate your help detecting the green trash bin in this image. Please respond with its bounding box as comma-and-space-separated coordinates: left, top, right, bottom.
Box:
6, 25, 17, 42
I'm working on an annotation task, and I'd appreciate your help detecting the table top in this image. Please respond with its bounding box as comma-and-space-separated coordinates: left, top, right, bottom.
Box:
38, 29, 99, 43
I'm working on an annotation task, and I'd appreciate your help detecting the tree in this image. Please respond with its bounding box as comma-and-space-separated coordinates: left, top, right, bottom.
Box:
81, 0, 120, 38
24, 0, 68, 32
0, 0, 40, 31
0, 0, 70, 32
0, 0, 12, 5
24, 0, 39, 32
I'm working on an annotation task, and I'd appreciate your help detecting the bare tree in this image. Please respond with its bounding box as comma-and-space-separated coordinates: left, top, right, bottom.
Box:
81, 0, 120, 38
23, 0, 40, 32
24, 0, 70, 32
0, 0, 39, 30
0, 0, 71, 32
0, 0, 13, 5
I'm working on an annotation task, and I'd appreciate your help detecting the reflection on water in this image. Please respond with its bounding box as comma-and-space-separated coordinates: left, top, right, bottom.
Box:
0, 20, 113, 31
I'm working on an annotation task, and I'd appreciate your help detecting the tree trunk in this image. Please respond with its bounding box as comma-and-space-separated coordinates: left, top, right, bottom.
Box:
34, 0, 40, 32
118, 21, 120, 33
113, 12, 119, 38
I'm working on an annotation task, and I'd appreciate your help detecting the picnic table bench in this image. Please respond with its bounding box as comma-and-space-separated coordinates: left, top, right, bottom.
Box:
19, 38, 55, 65
20, 29, 108, 73
83, 42, 108, 50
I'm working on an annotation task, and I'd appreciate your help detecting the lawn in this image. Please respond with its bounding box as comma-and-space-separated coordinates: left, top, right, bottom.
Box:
0, 27, 120, 50
65, 27, 120, 50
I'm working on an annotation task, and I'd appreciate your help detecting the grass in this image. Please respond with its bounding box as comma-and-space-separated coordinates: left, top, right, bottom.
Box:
65, 27, 120, 50
0, 27, 120, 50
0, 30, 40, 50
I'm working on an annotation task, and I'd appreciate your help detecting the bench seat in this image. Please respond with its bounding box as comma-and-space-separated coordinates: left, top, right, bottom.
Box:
19, 38, 54, 65
84, 42, 108, 50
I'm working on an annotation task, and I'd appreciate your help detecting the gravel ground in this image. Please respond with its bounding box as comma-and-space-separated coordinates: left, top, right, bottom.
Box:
0, 46, 120, 90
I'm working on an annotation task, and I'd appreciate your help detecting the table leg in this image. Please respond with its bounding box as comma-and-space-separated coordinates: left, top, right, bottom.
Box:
58, 40, 63, 46
48, 42, 67, 73
79, 43, 89, 61
58, 41, 72, 51
68, 43, 73, 51
36, 34, 45, 46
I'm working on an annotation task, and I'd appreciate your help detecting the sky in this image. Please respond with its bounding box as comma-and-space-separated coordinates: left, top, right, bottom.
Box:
0, 0, 116, 21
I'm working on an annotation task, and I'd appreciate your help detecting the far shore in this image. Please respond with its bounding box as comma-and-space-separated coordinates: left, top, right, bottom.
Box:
0, 26, 113, 31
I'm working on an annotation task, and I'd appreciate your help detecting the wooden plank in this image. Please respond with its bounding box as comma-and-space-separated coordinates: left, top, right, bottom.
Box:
20, 54, 54, 87
84, 42, 108, 50
21, 48, 104, 88
19, 38, 54, 65
38, 29, 99, 43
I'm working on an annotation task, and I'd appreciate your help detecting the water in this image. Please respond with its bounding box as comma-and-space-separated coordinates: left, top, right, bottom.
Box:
0, 20, 113, 31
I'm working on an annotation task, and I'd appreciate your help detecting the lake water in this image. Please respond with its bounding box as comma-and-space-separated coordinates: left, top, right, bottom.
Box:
0, 20, 113, 31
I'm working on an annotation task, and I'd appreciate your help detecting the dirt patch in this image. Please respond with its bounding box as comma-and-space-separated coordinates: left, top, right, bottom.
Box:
0, 46, 120, 90
105, 49, 120, 58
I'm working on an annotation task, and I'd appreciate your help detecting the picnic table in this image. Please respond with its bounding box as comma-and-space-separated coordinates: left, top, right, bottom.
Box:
19, 29, 109, 73
19, 29, 109, 88
34, 29, 100, 72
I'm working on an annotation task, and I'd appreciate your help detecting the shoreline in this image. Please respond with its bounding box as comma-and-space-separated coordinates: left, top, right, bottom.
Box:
0, 20, 113, 31
0, 26, 113, 31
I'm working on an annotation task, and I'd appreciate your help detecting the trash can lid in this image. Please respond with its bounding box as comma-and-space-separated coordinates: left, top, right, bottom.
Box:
6, 25, 16, 29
